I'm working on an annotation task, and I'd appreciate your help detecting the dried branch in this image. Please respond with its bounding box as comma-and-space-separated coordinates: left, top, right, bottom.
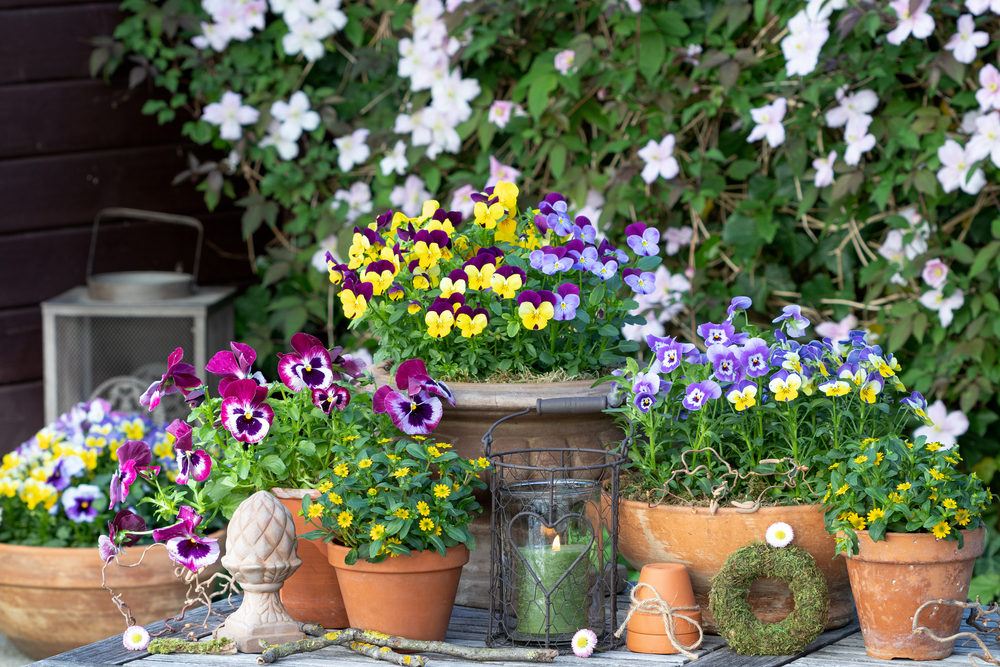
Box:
912, 598, 1000, 666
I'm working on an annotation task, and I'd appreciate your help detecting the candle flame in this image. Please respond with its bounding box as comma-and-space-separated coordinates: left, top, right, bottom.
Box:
552, 535, 561, 551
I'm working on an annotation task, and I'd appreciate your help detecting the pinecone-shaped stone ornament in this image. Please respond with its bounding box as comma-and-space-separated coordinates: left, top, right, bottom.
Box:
214, 491, 306, 652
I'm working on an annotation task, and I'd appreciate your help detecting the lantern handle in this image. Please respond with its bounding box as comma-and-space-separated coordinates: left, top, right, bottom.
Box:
86, 208, 204, 285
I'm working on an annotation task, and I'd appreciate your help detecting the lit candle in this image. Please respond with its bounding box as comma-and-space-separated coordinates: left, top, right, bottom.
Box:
516, 534, 590, 638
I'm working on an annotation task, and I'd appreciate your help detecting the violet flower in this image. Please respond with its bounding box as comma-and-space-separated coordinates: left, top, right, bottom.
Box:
220, 379, 275, 444
277, 333, 335, 392
726, 296, 752, 320
623, 268, 657, 295
625, 222, 660, 257
99, 509, 146, 562
901, 391, 929, 422
591, 258, 618, 281
167, 419, 212, 485
707, 344, 745, 383
153, 506, 220, 572
571, 218, 597, 244
329, 346, 366, 378
634, 392, 656, 413
553, 284, 580, 321
772, 305, 811, 337
572, 245, 599, 271
62, 484, 103, 523
373, 386, 443, 435
312, 385, 351, 414
739, 338, 771, 378
47, 454, 85, 491
109, 440, 160, 507
697, 321, 735, 346
683, 380, 722, 411
140, 348, 201, 411
206, 342, 266, 396
631, 370, 662, 396
394, 358, 456, 406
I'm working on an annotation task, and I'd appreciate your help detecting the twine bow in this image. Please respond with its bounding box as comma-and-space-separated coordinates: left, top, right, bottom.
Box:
614, 582, 704, 660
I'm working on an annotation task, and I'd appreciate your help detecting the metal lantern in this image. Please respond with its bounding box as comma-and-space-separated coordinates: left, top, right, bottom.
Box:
41, 208, 235, 424
484, 397, 629, 650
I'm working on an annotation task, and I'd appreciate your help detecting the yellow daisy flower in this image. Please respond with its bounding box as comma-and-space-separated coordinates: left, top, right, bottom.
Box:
337, 510, 354, 528
433, 484, 451, 499
417, 501, 430, 516
419, 518, 435, 531
932, 521, 950, 539
317, 481, 333, 493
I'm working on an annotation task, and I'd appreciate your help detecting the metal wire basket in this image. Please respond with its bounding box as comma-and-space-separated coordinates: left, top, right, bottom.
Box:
484, 397, 630, 650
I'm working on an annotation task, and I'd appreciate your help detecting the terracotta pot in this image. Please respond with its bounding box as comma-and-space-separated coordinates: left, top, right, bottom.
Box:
617, 499, 851, 633
627, 563, 701, 654
373, 365, 621, 609
0, 530, 225, 660
272, 487, 349, 629
327, 542, 469, 641
845, 526, 985, 660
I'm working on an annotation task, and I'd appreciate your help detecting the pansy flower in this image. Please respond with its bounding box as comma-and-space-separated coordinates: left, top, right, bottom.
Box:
62, 484, 103, 523
361, 260, 397, 296
768, 370, 802, 402
312, 385, 350, 414
634, 392, 656, 413
859, 372, 883, 404
591, 258, 618, 281
683, 380, 722, 411
772, 305, 811, 337
153, 506, 220, 572
533, 213, 549, 235
517, 290, 556, 330
463, 255, 497, 290
277, 333, 335, 392
623, 268, 657, 295
819, 379, 850, 397
474, 199, 505, 230
326, 252, 351, 286
167, 419, 212, 485
220, 379, 274, 444
373, 386, 443, 435
425, 300, 456, 338
99, 509, 146, 562
598, 238, 629, 264
901, 391, 929, 422
727, 296, 752, 320
538, 193, 573, 236
456, 306, 489, 338
625, 222, 660, 257
726, 380, 758, 411
570, 217, 597, 244
570, 244, 599, 271
697, 321, 735, 347
739, 338, 770, 378
707, 344, 745, 383
631, 369, 662, 396
139, 348, 201, 411
490, 266, 525, 298
340, 279, 373, 319
394, 359, 456, 406
553, 284, 580, 321
439, 270, 468, 298
46, 454, 85, 492
206, 342, 266, 397
838, 362, 865, 385
109, 440, 160, 507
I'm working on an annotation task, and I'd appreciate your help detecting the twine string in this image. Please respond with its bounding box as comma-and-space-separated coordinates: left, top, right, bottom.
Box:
613, 582, 704, 660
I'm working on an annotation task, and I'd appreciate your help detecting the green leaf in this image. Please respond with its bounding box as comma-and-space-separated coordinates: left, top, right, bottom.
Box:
260, 454, 287, 475
970, 241, 1000, 277
598, 324, 620, 338
727, 159, 758, 180
753, 0, 768, 25
913, 170, 938, 197
549, 142, 567, 179
887, 315, 913, 352
950, 240, 976, 265
528, 74, 558, 120
589, 283, 606, 306
638, 30, 666, 81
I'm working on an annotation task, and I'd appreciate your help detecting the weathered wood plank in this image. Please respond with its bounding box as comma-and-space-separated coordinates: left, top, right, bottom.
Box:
0, 79, 184, 159
0, 3, 121, 84
0, 144, 209, 235
0, 379, 43, 455
685, 620, 860, 667
0, 306, 42, 385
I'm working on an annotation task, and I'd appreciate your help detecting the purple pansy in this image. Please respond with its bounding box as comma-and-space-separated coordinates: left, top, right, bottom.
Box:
206, 342, 265, 397
538, 193, 574, 236
220, 379, 275, 444
634, 392, 656, 413
153, 506, 220, 572
623, 268, 657, 295
571, 245, 599, 271
277, 333, 335, 393
394, 358, 456, 407
62, 484, 103, 523
631, 370, 662, 396
533, 213, 549, 235
707, 344, 745, 383
571, 219, 597, 244
312, 385, 351, 414
47, 454, 85, 492
329, 346, 366, 379
901, 391, 929, 420
109, 440, 160, 507
553, 284, 581, 321
683, 380, 722, 411
739, 338, 771, 378
99, 509, 147, 562
726, 296, 752, 320
697, 321, 736, 347
772, 305, 811, 337
625, 223, 660, 257
592, 258, 618, 280
140, 348, 201, 411
373, 386, 443, 435
167, 419, 212, 485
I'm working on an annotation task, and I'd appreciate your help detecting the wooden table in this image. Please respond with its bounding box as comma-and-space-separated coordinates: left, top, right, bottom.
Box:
28, 596, 992, 667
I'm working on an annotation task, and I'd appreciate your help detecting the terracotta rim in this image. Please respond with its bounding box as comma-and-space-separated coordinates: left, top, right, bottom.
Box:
272, 487, 321, 500
618, 496, 822, 515
328, 542, 469, 573
847, 526, 986, 563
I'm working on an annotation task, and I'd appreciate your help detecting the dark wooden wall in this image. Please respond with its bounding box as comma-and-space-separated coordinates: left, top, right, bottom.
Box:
0, 0, 256, 454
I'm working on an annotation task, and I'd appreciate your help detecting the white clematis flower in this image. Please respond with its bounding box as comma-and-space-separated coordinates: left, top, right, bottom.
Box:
637, 135, 680, 183
936, 139, 986, 194
202, 91, 259, 140
380, 140, 409, 176
270, 91, 320, 142
843, 117, 876, 166
886, 0, 935, 45
333, 129, 371, 172
747, 98, 787, 147
919, 288, 965, 327
825, 87, 879, 128
813, 150, 837, 187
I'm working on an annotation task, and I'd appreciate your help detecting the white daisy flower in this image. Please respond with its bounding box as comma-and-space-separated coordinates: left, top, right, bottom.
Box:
122, 625, 150, 651
765, 522, 794, 548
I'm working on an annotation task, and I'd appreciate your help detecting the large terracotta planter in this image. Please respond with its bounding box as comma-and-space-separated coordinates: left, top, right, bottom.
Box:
372, 365, 621, 608
845, 526, 985, 660
0, 531, 225, 660
327, 542, 469, 641
272, 487, 349, 629
617, 499, 851, 633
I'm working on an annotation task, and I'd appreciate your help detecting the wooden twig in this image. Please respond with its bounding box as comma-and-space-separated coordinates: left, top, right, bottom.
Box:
348, 642, 427, 666
148, 638, 237, 655
257, 629, 559, 665
912, 599, 1000, 666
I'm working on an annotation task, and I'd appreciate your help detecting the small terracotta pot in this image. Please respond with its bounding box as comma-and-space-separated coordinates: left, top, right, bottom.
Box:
617, 499, 851, 633
627, 564, 701, 654
328, 542, 469, 641
845, 526, 985, 660
272, 487, 349, 629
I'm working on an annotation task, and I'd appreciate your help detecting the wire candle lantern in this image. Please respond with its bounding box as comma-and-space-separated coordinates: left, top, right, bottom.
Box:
484, 397, 629, 650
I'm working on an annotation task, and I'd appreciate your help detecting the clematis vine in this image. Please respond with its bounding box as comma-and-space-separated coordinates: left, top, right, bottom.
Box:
977, 65, 1000, 111
969, 111, 1000, 166
153, 506, 220, 572
919, 288, 965, 327
201, 91, 259, 140
637, 135, 680, 183
220, 379, 275, 444
936, 139, 986, 194
167, 419, 212, 485
913, 400, 969, 448
140, 348, 201, 411
843, 117, 876, 166
825, 87, 878, 128
334, 128, 371, 172
109, 440, 160, 507
747, 98, 787, 148
922, 258, 949, 288
277, 333, 335, 392
886, 0, 934, 45
945, 14, 988, 64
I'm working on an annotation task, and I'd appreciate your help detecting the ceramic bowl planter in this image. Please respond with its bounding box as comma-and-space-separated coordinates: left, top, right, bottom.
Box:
272, 487, 350, 629
372, 365, 621, 608
617, 499, 851, 633
0, 531, 224, 660
327, 542, 469, 641
845, 526, 985, 660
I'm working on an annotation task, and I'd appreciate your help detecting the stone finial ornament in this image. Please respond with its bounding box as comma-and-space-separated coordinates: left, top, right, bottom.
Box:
214, 491, 306, 653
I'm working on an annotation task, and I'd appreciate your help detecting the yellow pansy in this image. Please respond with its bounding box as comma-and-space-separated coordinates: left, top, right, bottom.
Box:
425, 309, 455, 338
474, 201, 505, 230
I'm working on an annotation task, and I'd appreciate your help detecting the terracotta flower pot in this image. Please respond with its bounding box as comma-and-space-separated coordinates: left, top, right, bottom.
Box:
272, 487, 350, 629
0, 530, 225, 660
327, 542, 469, 641
627, 563, 702, 654
845, 526, 985, 660
617, 499, 851, 633
372, 365, 621, 609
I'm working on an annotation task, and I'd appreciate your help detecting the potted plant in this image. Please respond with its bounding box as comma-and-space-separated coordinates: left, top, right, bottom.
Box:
0, 399, 219, 659
134, 336, 369, 629
300, 360, 487, 641
606, 296, 915, 632
822, 429, 990, 660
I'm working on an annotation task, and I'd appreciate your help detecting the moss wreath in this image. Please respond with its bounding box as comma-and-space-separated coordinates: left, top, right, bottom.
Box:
708, 542, 829, 655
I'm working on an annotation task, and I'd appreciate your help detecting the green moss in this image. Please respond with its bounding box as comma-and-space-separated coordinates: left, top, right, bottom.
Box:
708, 542, 829, 655
147, 638, 235, 655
